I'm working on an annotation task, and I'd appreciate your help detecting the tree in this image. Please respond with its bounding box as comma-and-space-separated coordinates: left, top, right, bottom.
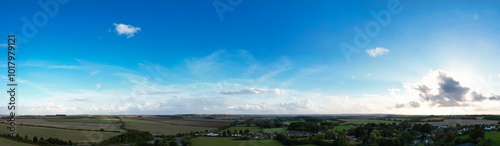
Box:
402, 131, 414, 143
222, 131, 227, 137
169, 140, 179, 146
244, 129, 250, 134
335, 131, 347, 146
239, 130, 243, 134
469, 129, 485, 140
32, 136, 38, 143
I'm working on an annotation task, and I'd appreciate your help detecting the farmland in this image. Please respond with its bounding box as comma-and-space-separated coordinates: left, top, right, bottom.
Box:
0, 125, 120, 142
122, 118, 213, 135
136, 117, 234, 128
339, 119, 397, 124
5, 118, 124, 132
191, 137, 282, 146
486, 131, 500, 145
263, 128, 288, 133
0, 137, 36, 146
46, 118, 120, 124
226, 124, 263, 133
415, 119, 498, 127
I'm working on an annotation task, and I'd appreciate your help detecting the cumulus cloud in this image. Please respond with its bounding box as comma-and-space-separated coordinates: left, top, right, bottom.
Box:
366, 47, 390, 57
408, 101, 420, 108
218, 88, 284, 95
113, 23, 141, 38
488, 95, 500, 101
415, 71, 470, 107
388, 88, 400, 96
280, 99, 314, 112
470, 91, 488, 102
394, 103, 405, 108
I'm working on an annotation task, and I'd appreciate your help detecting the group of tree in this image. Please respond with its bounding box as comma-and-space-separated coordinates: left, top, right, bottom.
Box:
287, 121, 321, 132
0, 133, 73, 145
275, 131, 351, 146
100, 130, 154, 145
255, 119, 284, 128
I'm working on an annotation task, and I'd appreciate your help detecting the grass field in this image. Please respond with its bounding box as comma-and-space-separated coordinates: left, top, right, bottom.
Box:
191, 137, 282, 146
263, 128, 287, 133
339, 119, 396, 124
46, 118, 120, 124
123, 118, 213, 135
9, 119, 124, 132
0, 137, 36, 146
226, 124, 263, 133
485, 131, 500, 145
0, 125, 120, 142
415, 119, 498, 127
333, 125, 357, 132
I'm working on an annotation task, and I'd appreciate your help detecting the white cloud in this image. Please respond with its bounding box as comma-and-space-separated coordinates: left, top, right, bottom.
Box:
388, 88, 401, 96
70, 97, 90, 102
90, 71, 100, 76
366, 47, 390, 57
394, 103, 405, 108
498, 73, 500, 78
408, 101, 420, 108
113, 23, 141, 38
95, 83, 101, 90
218, 88, 284, 95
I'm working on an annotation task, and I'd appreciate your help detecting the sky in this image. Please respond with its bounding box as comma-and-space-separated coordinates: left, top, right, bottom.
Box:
1, 0, 500, 115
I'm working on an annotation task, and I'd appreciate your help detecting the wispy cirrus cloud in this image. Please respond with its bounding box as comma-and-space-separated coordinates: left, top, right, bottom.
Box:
218, 88, 284, 95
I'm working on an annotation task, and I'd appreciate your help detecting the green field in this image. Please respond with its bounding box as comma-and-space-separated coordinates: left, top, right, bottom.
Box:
333, 125, 357, 132
0, 125, 120, 142
191, 137, 282, 146
485, 131, 500, 145
47, 118, 120, 124
226, 124, 263, 133
263, 128, 287, 133
123, 118, 213, 135
339, 119, 396, 124
0, 137, 36, 146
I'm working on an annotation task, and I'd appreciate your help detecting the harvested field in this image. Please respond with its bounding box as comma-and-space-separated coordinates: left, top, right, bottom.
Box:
415, 119, 498, 127
0, 125, 120, 142
136, 117, 234, 128
123, 118, 214, 135
2, 118, 124, 132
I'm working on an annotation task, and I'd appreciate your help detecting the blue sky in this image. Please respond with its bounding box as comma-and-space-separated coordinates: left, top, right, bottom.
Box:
1, 0, 500, 115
